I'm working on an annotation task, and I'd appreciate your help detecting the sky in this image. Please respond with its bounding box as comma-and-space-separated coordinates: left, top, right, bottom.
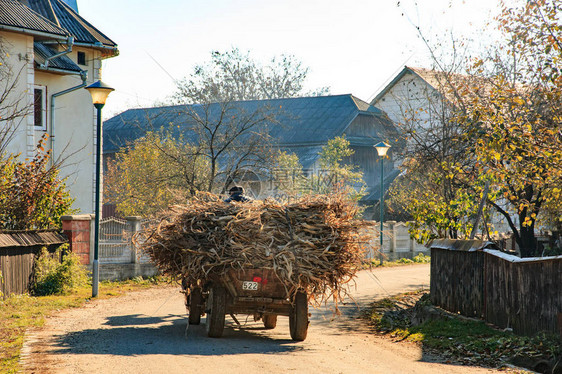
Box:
77, 0, 501, 117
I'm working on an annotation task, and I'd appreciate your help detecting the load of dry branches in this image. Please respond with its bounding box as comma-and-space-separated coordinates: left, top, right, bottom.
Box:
137, 192, 370, 305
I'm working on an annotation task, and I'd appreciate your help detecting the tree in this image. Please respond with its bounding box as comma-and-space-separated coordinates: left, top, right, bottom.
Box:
104, 130, 210, 217
393, 0, 562, 256
458, 0, 562, 256
270, 136, 366, 203
384, 67, 486, 241
171, 48, 329, 104
0, 38, 73, 229
167, 48, 328, 195
0, 135, 74, 230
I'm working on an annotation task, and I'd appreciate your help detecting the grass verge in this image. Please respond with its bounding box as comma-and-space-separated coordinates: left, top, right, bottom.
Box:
365, 252, 431, 268
364, 291, 561, 372
0, 276, 171, 374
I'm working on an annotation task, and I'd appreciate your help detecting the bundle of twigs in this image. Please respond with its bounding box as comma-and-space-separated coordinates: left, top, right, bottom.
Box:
137, 192, 370, 305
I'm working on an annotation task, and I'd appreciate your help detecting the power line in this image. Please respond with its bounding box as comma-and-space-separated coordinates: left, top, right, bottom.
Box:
146, 51, 178, 83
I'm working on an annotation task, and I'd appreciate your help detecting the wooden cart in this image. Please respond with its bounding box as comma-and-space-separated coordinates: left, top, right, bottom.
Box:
183, 268, 309, 341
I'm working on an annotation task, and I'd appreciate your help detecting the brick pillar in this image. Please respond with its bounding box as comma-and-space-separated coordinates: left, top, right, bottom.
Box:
62, 215, 93, 265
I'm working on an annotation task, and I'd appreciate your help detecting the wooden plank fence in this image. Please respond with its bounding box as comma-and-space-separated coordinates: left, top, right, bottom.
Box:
0, 230, 68, 297
430, 239, 562, 337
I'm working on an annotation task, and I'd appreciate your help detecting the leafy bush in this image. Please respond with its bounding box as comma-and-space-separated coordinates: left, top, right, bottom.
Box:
0, 135, 75, 230
397, 257, 414, 264
412, 253, 431, 263
32, 246, 89, 296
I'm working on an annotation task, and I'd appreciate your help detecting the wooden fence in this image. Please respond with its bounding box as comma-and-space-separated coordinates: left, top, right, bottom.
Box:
0, 230, 68, 297
430, 239, 562, 336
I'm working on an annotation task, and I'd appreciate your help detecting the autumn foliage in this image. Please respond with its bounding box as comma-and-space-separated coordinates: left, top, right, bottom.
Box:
0, 135, 74, 230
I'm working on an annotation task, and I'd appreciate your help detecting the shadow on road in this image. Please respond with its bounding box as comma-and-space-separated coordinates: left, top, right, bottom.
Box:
50, 314, 305, 357
104, 314, 178, 326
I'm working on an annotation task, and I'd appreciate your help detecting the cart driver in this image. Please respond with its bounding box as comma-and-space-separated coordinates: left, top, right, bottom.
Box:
224, 186, 252, 203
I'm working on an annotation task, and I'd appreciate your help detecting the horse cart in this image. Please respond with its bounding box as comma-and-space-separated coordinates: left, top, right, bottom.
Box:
183, 268, 309, 341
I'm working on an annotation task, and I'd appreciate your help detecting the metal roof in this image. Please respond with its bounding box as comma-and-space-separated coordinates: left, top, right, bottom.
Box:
103, 94, 395, 162
0, 0, 68, 38
0, 230, 68, 248
34, 41, 81, 72
428, 238, 498, 252
25, 0, 117, 50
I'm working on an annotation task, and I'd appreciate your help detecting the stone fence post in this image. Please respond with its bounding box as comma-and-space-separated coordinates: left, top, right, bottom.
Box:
126, 216, 142, 263
388, 221, 397, 254
62, 214, 94, 265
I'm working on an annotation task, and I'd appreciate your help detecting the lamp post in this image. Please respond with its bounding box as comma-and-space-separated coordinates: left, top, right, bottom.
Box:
374, 141, 390, 266
85, 81, 114, 297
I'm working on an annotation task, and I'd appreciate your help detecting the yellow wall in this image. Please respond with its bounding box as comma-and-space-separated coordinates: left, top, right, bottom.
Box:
0, 31, 34, 158
1, 30, 108, 214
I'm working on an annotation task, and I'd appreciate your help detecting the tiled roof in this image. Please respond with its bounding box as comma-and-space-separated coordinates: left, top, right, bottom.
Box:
26, 0, 117, 49
0, 0, 68, 38
34, 41, 81, 72
103, 94, 396, 167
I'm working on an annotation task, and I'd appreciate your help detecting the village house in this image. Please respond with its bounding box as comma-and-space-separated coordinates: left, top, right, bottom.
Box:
0, 0, 118, 214
371, 65, 516, 237
102, 94, 403, 218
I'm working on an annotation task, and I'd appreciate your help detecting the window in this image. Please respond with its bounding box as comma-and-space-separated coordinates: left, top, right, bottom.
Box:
34, 86, 46, 130
77, 51, 86, 66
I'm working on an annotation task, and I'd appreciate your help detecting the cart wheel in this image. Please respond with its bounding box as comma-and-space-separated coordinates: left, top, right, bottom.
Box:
206, 285, 226, 338
263, 314, 277, 329
182, 278, 189, 313
289, 291, 308, 341
188, 287, 202, 325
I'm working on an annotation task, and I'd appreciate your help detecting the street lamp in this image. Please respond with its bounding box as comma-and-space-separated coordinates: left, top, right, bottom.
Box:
85, 80, 114, 297
374, 141, 391, 266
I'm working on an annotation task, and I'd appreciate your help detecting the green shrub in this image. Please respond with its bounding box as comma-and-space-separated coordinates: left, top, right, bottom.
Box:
412, 253, 431, 263
397, 257, 414, 264
32, 245, 89, 296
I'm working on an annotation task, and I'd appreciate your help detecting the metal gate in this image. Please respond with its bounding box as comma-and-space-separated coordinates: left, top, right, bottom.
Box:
99, 217, 132, 263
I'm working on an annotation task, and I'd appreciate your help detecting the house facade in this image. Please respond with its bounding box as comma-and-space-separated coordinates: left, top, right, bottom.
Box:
0, 0, 118, 214
371, 66, 455, 155
103, 94, 402, 218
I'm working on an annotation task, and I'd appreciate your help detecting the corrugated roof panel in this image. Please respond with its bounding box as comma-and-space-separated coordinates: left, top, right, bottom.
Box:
34, 42, 82, 72
26, 0, 117, 48
0, 0, 68, 37
103, 94, 398, 155
0, 230, 68, 248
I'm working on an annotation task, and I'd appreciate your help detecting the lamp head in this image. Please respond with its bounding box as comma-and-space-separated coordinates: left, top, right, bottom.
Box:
374, 141, 391, 156
85, 80, 114, 106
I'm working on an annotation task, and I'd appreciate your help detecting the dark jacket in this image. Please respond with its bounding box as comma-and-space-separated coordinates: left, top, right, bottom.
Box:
224, 192, 252, 203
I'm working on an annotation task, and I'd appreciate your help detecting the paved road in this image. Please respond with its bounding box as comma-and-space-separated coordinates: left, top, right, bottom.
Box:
23, 264, 508, 373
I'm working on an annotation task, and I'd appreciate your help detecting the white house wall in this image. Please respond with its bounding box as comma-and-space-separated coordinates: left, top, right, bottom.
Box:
374, 72, 435, 126
1, 30, 105, 215
33, 48, 103, 215
0, 31, 35, 158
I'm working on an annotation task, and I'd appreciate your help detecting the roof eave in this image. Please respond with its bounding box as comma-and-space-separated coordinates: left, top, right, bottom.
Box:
71, 41, 119, 58
35, 65, 83, 75
371, 66, 414, 104
0, 24, 68, 40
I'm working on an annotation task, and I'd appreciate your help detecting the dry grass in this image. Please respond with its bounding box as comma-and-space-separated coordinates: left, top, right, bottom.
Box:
138, 193, 370, 306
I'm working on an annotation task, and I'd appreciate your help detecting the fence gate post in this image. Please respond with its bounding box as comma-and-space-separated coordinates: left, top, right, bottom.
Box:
126, 216, 142, 264
61, 214, 94, 265
388, 221, 397, 255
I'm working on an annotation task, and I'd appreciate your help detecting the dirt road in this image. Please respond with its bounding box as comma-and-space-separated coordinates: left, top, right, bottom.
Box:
22, 264, 509, 373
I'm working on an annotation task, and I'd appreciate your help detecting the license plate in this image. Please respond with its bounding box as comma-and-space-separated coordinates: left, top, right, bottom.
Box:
242, 281, 259, 291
